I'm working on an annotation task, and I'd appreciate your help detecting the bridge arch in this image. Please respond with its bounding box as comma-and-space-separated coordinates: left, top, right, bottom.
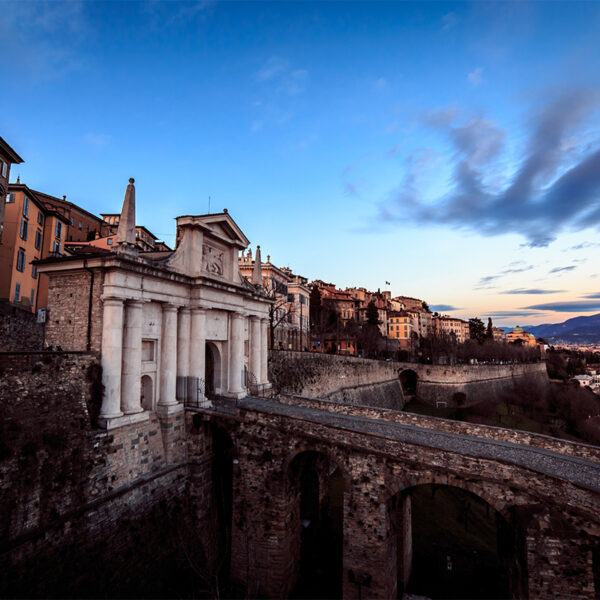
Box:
390, 483, 522, 599
287, 450, 344, 599
399, 369, 418, 395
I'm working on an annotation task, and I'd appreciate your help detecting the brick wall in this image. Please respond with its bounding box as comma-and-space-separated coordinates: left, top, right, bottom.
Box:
0, 302, 44, 351
45, 269, 103, 352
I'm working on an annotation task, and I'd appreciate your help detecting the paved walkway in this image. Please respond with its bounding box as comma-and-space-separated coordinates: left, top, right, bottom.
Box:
212, 396, 600, 494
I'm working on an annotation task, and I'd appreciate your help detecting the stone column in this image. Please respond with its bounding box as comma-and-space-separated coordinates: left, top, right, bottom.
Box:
249, 315, 261, 390
121, 299, 144, 414
228, 311, 245, 397
99, 297, 124, 422
178, 307, 191, 379
159, 303, 178, 408
190, 307, 207, 402
260, 317, 269, 384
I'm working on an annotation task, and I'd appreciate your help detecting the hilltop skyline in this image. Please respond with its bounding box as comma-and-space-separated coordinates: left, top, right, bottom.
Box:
2, 1, 600, 327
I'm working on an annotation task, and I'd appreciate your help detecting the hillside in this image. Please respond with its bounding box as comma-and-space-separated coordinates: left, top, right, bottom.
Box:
523, 313, 600, 344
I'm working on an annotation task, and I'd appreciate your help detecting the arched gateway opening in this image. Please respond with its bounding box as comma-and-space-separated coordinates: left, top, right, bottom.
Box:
399, 369, 418, 396
205, 342, 222, 397
288, 451, 343, 599
393, 484, 514, 599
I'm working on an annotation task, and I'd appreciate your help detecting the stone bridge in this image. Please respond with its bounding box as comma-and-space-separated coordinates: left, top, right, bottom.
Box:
190, 393, 600, 599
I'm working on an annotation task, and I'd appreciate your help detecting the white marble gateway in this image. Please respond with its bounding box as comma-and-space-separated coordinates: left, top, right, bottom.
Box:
38, 180, 272, 429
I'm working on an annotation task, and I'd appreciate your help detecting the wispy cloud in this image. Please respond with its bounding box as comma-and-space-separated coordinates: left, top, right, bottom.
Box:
485, 310, 541, 318
467, 67, 484, 86
475, 263, 534, 289
84, 133, 111, 148
523, 301, 600, 312
379, 89, 600, 247
501, 288, 565, 295
583, 292, 600, 298
430, 304, 460, 312
255, 57, 308, 95
143, 1, 215, 27
441, 12, 459, 32
564, 241, 600, 251
549, 265, 577, 274
0, 1, 88, 81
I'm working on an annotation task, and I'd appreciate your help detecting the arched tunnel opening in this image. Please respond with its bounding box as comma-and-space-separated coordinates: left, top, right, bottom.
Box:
289, 451, 343, 599
395, 484, 512, 599
399, 369, 418, 396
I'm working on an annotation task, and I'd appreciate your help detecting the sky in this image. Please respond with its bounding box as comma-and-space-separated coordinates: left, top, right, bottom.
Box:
2, 0, 600, 328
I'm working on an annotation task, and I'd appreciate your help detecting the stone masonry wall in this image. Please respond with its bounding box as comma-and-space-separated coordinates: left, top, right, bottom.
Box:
45, 269, 104, 352
269, 351, 548, 408
0, 352, 195, 597
0, 302, 44, 351
325, 379, 406, 411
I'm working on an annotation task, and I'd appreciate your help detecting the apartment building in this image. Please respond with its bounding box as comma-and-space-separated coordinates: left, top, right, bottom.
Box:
100, 214, 169, 252
1, 184, 69, 312
0, 137, 24, 243
387, 310, 416, 349
433, 315, 470, 343
239, 248, 310, 351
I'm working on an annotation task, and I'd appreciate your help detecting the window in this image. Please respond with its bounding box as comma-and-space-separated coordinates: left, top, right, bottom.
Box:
35, 229, 42, 250
142, 340, 155, 361
19, 219, 28, 240
86, 224, 90, 232
53, 241, 61, 254
6, 192, 15, 203
37, 212, 44, 226
14, 283, 20, 302
55, 221, 62, 238
32, 264, 38, 279
30, 288, 35, 306
23, 196, 29, 217
70, 217, 74, 226
0, 160, 6, 178
16, 249, 26, 272
107, 237, 113, 245
78, 220, 82, 230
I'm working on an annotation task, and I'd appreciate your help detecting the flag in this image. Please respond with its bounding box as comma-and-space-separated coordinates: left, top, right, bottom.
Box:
385, 281, 391, 285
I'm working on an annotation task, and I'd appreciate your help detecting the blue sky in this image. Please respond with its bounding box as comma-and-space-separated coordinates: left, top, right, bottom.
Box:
3, 1, 600, 327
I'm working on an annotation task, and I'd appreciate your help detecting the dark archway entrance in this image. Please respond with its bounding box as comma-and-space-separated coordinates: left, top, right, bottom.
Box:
289, 451, 343, 599
400, 369, 418, 395
396, 484, 512, 599
206, 342, 221, 397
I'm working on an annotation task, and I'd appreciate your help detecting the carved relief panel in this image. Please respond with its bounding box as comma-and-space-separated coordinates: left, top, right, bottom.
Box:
202, 244, 224, 276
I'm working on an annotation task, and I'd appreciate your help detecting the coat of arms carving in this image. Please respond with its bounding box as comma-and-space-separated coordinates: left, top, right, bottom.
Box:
202, 244, 224, 275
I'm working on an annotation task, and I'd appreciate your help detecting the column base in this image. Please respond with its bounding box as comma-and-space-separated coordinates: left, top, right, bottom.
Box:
98, 410, 149, 430
224, 390, 247, 400
156, 402, 184, 417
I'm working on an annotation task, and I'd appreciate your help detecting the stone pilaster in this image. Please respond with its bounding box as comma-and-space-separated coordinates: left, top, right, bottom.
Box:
228, 311, 246, 398
158, 303, 181, 415
99, 297, 124, 424
260, 317, 270, 386
189, 307, 209, 405
249, 315, 261, 392
177, 307, 191, 379
121, 300, 144, 415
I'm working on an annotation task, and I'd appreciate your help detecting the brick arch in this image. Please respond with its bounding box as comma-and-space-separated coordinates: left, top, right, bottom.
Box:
284, 443, 345, 482
389, 471, 524, 517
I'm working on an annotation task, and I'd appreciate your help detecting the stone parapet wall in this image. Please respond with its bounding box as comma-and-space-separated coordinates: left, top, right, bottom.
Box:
324, 379, 406, 411
277, 394, 600, 463
0, 303, 44, 352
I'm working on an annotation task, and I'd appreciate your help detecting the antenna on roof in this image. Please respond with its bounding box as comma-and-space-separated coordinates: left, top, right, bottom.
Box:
208, 196, 211, 214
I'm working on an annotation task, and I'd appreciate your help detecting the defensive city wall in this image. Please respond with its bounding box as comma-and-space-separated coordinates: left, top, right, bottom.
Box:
1, 351, 600, 598
269, 350, 548, 407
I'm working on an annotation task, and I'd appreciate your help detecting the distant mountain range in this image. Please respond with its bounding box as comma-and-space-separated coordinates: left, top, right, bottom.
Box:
519, 313, 600, 345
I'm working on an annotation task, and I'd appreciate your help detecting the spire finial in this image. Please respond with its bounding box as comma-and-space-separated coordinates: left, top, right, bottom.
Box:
115, 177, 138, 255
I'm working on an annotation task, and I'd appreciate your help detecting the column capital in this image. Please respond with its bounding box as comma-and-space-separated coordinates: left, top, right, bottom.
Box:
178, 306, 191, 315
125, 298, 145, 308
191, 305, 207, 315
162, 302, 178, 313
101, 295, 124, 305
249, 314, 260, 323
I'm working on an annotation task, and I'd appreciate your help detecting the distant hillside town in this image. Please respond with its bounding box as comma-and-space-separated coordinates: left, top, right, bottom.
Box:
0, 134, 562, 361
